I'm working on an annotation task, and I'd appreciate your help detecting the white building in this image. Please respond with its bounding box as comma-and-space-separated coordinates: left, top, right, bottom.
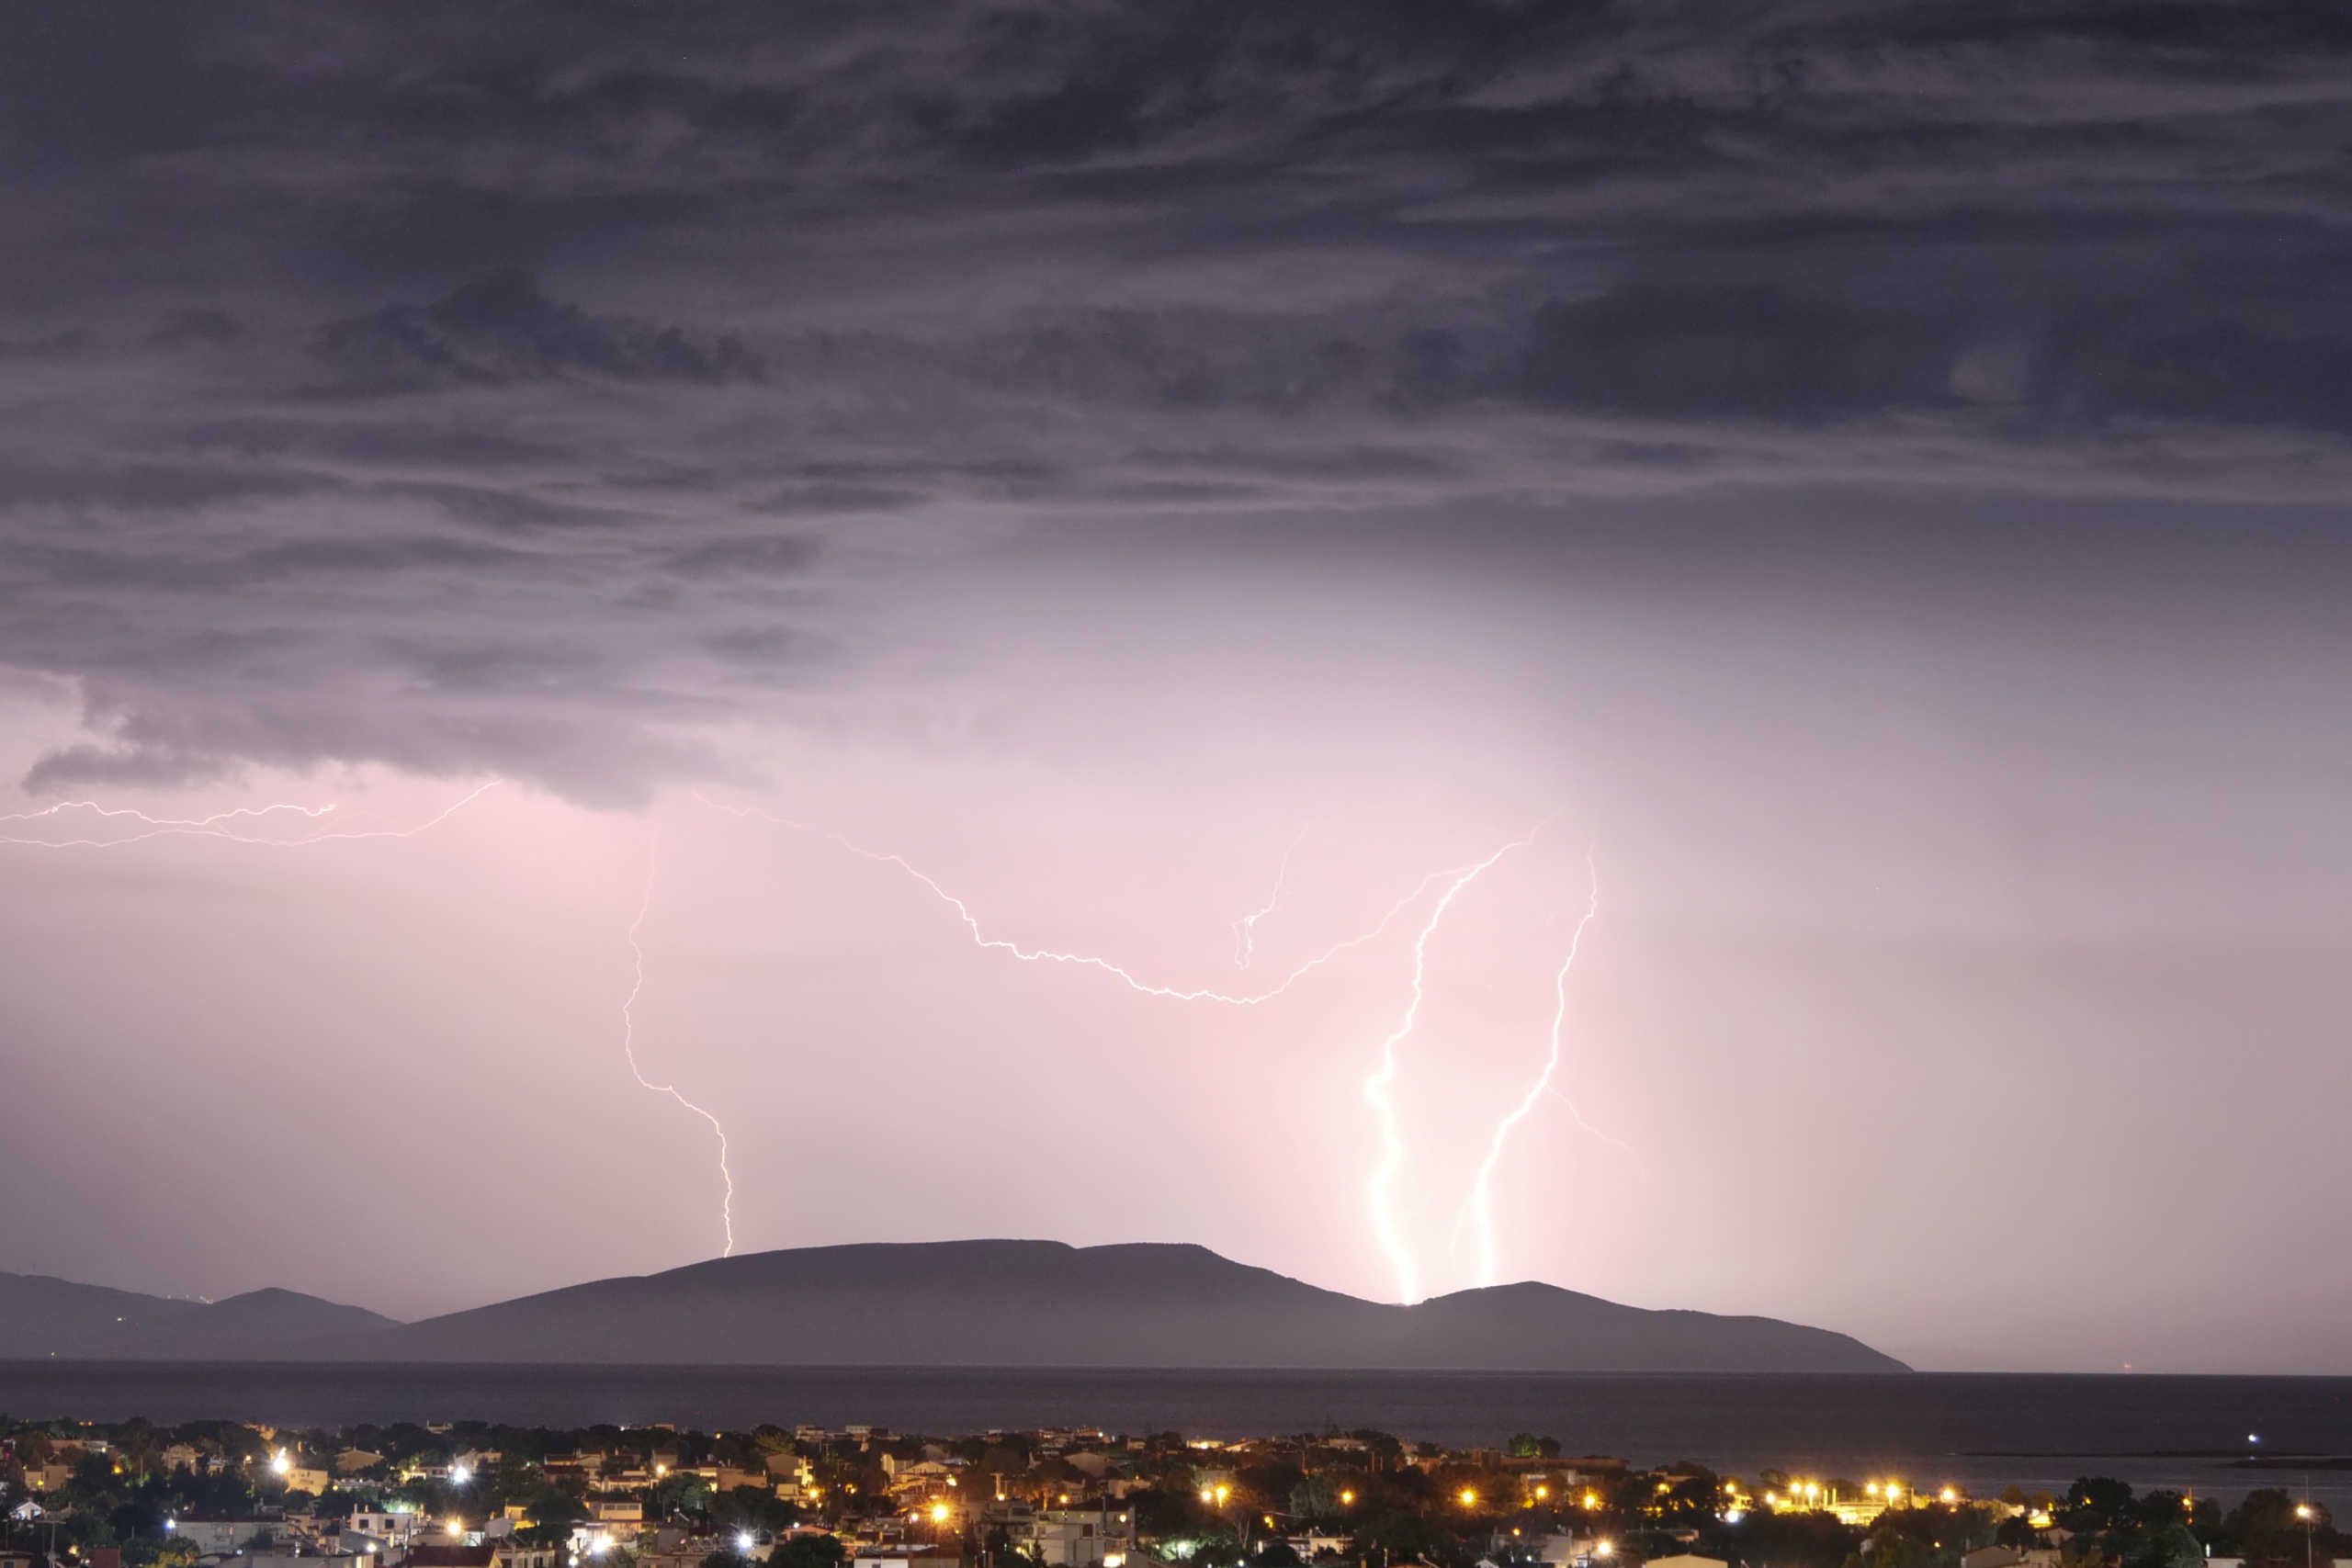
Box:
1015, 1506, 1134, 1568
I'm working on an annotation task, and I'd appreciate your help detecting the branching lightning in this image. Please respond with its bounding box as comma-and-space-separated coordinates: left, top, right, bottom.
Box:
619, 836, 737, 1258
695, 793, 1458, 1009
1464, 844, 1608, 1290
1361, 828, 1538, 1307
1230, 818, 1314, 970
0, 779, 502, 850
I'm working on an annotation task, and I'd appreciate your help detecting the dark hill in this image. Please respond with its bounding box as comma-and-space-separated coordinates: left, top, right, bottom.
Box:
353, 1240, 1906, 1371
0, 1270, 400, 1359
3, 1244, 1905, 1371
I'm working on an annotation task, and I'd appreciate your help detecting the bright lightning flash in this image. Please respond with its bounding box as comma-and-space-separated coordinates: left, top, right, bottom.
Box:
1230, 818, 1313, 970
1465, 845, 1606, 1290
698, 794, 1457, 1009
0, 780, 502, 850
621, 837, 736, 1258
1363, 828, 1537, 1307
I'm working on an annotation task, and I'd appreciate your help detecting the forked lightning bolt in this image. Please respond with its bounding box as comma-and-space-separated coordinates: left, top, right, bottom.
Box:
1362, 828, 1538, 1306
0, 780, 502, 850
696, 794, 1458, 1008
620, 837, 737, 1258
1231, 818, 1314, 970
1465, 845, 1610, 1290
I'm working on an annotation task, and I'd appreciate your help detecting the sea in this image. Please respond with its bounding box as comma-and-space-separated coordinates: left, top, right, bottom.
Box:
6, 1365, 2351, 1508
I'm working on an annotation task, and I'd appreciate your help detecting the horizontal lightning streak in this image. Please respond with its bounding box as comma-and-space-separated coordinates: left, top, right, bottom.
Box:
696, 793, 1455, 1008
0, 779, 503, 850
621, 837, 736, 1258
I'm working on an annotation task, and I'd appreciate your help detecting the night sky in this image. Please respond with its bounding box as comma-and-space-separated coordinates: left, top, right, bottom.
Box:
2, 4, 2348, 1372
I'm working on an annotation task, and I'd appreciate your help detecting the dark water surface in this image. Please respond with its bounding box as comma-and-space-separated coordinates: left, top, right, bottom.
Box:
6, 1365, 2352, 1506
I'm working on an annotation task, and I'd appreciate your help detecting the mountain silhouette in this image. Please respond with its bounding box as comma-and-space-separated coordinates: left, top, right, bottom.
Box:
4, 1242, 1905, 1371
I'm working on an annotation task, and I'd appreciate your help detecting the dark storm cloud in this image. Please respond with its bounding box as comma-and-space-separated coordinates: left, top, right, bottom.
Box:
318, 271, 767, 389
1, 0, 2348, 795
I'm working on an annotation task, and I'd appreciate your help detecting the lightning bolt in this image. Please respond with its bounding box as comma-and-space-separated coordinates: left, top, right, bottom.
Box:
1230, 818, 1314, 970
621, 835, 736, 1258
1464, 845, 1608, 1291
700, 791, 1598, 1298
1361, 828, 1538, 1307
0, 780, 502, 850
696, 793, 1455, 1008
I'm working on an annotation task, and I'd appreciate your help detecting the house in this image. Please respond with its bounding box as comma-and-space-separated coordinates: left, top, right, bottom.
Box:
593, 1502, 644, 1526
1535, 1534, 1613, 1568
1644, 1555, 1727, 1568
285, 1467, 334, 1496
240, 1554, 370, 1568
1012, 1506, 1134, 1568
1962, 1549, 2022, 1568
885, 1461, 960, 1497
162, 1446, 207, 1474
168, 1519, 279, 1554
338, 1450, 387, 1475
349, 1509, 435, 1545
491, 1547, 562, 1568
1283, 1533, 1351, 1562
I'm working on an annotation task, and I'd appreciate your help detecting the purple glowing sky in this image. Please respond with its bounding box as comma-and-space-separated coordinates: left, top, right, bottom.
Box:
1, 4, 2348, 1373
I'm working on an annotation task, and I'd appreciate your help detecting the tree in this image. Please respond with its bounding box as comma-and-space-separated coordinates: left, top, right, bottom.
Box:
772, 1535, 846, 1568
2134, 1523, 2204, 1568
2064, 1481, 2137, 1529
1251, 1543, 1302, 1568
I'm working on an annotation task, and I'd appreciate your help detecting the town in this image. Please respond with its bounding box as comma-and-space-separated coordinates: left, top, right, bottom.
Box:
0, 1420, 2338, 1568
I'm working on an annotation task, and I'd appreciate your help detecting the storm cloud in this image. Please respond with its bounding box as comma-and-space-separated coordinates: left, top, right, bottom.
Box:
2, 0, 2348, 794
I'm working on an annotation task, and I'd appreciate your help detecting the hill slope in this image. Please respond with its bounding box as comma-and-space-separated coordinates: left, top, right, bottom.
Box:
2, 1244, 1905, 1371
0, 1271, 400, 1359
356, 1240, 1907, 1371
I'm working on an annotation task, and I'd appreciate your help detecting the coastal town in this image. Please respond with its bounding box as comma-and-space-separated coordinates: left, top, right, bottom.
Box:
1, 1420, 2338, 1568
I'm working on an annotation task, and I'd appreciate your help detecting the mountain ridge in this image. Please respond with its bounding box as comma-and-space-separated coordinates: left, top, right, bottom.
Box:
0, 1242, 1907, 1372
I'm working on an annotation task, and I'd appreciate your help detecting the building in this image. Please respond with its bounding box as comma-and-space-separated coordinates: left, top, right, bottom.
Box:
169, 1519, 280, 1554
349, 1508, 436, 1546
1012, 1506, 1133, 1568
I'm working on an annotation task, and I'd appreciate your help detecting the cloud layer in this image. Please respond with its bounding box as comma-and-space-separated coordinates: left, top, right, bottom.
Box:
3, 0, 2349, 793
